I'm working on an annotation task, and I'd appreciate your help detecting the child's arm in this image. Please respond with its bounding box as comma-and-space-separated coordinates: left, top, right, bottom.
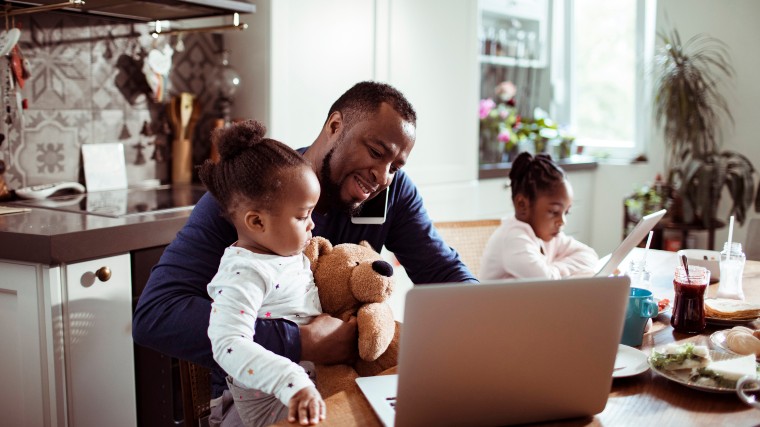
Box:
288, 385, 327, 425
491, 233, 567, 279
550, 233, 599, 276
208, 264, 313, 405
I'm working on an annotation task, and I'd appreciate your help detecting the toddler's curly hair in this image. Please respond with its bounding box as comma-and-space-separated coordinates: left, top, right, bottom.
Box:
197, 120, 309, 217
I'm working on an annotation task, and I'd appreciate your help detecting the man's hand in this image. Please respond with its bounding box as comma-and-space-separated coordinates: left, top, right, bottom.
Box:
300, 314, 358, 364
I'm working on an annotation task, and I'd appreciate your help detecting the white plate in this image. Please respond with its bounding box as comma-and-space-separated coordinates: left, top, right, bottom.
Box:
709, 330, 760, 361
705, 316, 759, 326
613, 344, 649, 378
655, 298, 672, 316
649, 349, 760, 393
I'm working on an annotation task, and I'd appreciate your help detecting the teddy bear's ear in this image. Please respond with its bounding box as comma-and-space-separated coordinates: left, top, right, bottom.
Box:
359, 240, 375, 252
304, 236, 333, 268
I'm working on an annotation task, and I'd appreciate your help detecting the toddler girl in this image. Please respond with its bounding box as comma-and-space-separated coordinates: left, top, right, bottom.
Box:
199, 120, 325, 426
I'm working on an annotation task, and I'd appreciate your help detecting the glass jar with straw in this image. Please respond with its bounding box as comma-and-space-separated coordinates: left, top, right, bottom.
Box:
628, 231, 654, 289
717, 215, 746, 300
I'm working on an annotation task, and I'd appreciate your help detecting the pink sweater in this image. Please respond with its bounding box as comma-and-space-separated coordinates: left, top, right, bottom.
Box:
479, 216, 599, 280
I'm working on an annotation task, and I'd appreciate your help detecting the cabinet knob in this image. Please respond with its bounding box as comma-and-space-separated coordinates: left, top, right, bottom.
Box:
95, 266, 112, 282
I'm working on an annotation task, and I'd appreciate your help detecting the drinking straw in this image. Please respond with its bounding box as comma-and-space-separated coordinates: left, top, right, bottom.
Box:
642, 230, 654, 265
727, 215, 735, 261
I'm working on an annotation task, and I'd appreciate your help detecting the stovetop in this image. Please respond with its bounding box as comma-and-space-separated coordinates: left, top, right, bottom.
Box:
12, 184, 207, 218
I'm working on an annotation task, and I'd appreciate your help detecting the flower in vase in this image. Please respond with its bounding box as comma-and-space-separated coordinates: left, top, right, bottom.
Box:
479, 98, 496, 119
497, 130, 511, 143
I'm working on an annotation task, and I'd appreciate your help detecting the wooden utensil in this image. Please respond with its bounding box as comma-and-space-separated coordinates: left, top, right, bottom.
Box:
170, 92, 195, 184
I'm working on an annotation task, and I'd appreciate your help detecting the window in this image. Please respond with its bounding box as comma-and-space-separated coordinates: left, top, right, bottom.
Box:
551, 0, 656, 159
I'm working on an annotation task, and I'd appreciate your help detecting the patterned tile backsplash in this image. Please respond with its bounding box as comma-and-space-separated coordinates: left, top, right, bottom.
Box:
0, 12, 224, 191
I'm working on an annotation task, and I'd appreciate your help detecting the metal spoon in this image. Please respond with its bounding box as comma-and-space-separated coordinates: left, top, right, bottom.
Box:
681, 254, 692, 285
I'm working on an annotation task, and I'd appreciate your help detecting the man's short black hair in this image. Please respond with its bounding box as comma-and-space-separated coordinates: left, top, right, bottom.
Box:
326, 81, 417, 129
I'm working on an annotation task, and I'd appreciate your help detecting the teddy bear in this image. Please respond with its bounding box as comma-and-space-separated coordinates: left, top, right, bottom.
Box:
303, 236, 400, 397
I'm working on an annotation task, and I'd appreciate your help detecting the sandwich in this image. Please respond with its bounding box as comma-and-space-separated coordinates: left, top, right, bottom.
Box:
649, 343, 712, 371
703, 354, 758, 381
704, 298, 760, 320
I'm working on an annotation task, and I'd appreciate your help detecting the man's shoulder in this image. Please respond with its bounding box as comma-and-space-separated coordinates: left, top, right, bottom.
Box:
388, 169, 416, 196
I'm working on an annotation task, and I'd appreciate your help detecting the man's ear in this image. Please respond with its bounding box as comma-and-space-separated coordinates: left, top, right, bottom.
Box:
325, 111, 344, 139
243, 210, 265, 233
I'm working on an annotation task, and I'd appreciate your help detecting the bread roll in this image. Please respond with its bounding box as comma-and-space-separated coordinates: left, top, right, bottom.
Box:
725, 330, 760, 356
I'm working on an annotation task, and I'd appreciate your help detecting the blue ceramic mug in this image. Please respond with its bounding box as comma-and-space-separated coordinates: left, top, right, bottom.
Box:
621, 287, 659, 346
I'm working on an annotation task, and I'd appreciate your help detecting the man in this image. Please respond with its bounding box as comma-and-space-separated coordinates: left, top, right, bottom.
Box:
132, 81, 476, 425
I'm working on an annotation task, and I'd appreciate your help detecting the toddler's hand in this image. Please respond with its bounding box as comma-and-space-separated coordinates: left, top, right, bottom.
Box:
288, 385, 326, 425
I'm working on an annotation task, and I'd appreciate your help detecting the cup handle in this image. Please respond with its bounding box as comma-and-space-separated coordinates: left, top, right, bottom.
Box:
641, 300, 659, 318
737, 375, 760, 409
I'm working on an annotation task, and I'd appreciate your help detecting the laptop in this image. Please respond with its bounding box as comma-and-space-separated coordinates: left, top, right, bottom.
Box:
356, 276, 630, 427
594, 209, 667, 277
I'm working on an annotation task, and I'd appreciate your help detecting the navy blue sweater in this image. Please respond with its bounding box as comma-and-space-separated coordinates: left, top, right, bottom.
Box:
132, 166, 475, 397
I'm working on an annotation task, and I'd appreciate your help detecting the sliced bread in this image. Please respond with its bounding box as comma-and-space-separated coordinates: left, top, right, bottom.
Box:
704, 298, 760, 320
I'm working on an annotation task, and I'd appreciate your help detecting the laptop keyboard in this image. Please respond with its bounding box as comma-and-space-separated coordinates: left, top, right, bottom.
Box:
386, 396, 397, 411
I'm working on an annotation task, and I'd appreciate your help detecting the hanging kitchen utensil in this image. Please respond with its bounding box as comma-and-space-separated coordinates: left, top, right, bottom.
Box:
4, 56, 15, 125
9, 44, 26, 89
0, 28, 20, 57
174, 33, 185, 52
103, 31, 114, 60
143, 44, 173, 103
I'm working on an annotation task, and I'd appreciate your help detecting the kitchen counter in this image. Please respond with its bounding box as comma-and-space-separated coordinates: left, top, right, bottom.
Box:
478, 155, 598, 179
0, 204, 192, 265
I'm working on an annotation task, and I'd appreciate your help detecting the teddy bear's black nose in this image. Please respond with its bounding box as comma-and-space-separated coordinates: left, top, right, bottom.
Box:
371, 260, 394, 277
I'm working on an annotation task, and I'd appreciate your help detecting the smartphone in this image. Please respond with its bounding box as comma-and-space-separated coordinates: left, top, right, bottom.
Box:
351, 188, 389, 224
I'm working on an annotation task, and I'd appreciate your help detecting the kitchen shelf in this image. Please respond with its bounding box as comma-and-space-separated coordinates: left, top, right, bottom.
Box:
479, 54, 546, 69
1, 0, 83, 17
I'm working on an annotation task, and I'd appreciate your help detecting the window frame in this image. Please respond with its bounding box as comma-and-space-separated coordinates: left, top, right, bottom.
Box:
550, 0, 657, 161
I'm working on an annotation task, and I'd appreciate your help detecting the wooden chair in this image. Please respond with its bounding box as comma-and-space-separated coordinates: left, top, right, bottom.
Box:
745, 218, 760, 261
179, 359, 212, 427
434, 219, 501, 279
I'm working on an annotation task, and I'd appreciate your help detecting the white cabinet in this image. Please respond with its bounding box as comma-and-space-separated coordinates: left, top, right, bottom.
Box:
228, 0, 376, 148
0, 261, 64, 427
63, 254, 136, 427
0, 254, 136, 427
384, 0, 480, 186
229, 0, 480, 186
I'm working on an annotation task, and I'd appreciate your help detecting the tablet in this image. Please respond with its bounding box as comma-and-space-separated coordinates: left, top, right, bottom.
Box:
595, 209, 667, 277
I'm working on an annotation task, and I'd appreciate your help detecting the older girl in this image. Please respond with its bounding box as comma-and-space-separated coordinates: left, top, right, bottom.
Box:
480, 152, 598, 280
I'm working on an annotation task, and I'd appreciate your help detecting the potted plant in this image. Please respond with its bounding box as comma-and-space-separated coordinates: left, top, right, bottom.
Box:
653, 28, 755, 227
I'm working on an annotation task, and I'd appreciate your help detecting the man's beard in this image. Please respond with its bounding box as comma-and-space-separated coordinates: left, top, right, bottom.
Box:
320, 148, 363, 217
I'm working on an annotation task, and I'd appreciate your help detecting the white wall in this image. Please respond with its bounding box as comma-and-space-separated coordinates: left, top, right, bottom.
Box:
662, 0, 760, 248
226, 0, 760, 256
591, 0, 760, 254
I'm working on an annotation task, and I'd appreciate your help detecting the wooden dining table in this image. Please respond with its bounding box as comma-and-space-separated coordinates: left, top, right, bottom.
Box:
273, 249, 760, 426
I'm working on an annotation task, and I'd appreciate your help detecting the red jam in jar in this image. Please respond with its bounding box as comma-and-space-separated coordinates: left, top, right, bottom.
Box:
670, 265, 709, 333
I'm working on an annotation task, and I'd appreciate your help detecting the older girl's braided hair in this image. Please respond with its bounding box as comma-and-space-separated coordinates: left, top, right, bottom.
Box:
508, 152, 566, 202
197, 120, 309, 217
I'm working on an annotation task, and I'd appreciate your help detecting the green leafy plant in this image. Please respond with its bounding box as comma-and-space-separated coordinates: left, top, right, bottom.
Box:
654, 28, 755, 226
479, 81, 574, 164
